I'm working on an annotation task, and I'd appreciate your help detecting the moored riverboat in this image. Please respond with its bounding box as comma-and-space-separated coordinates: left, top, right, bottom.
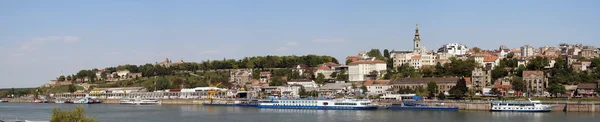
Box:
258, 99, 378, 110
491, 99, 552, 112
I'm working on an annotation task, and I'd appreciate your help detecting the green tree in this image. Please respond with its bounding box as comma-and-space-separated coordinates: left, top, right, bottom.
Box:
299, 86, 308, 97
445, 57, 478, 77
491, 66, 509, 80
547, 83, 567, 98
335, 70, 349, 81
506, 52, 515, 59
591, 58, 600, 69
58, 75, 66, 81
511, 76, 525, 92
526, 56, 550, 70
437, 92, 446, 100
155, 77, 171, 90
329, 72, 338, 79
434, 62, 446, 76
472, 47, 481, 53
468, 89, 476, 101
369, 70, 379, 79
309, 90, 319, 97
100, 72, 107, 80
360, 85, 368, 94
50, 105, 98, 122
383, 49, 390, 58
66, 75, 73, 81
426, 81, 438, 94
67, 84, 77, 93
316, 73, 326, 84
449, 78, 468, 99
269, 76, 285, 86
367, 49, 384, 60
346, 59, 353, 65
490, 88, 500, 95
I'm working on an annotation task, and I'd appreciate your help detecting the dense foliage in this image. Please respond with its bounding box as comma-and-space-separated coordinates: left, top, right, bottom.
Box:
50, 105, 98, 122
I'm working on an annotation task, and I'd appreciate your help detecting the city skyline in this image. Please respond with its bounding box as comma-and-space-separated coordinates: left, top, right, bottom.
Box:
1, 0, 600, 88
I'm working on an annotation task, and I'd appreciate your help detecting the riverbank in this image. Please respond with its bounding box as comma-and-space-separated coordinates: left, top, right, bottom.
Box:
3, 98, 599, 112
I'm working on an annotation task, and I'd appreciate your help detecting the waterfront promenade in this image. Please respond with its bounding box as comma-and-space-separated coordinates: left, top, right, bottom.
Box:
3, 97, 599, 112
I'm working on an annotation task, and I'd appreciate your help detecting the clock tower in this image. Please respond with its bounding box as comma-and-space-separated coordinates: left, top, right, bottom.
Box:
413, 24, 422, 54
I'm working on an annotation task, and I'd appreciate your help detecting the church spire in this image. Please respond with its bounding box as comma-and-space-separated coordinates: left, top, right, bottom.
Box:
414, 24, 420, 37
413, 24, 422, 54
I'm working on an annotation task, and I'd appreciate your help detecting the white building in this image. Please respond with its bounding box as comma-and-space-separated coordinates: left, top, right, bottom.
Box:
366, 84, 393, 95
116, 70, 130, 78
521, 45, 535, 58
348, 58, 387, 82
314, 64, 334, 79
437, 43, 468, 56
287, 79, 318, 88
390, 50, 413, 68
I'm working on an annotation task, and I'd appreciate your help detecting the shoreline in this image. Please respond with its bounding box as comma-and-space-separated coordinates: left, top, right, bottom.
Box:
2, 98, 598, 112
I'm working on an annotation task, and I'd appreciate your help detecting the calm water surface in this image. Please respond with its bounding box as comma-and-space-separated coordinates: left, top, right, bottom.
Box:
0, 103, 598, 122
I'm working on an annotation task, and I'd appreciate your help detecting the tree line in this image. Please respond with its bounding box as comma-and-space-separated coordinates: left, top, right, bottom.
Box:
63, 55, 337, 83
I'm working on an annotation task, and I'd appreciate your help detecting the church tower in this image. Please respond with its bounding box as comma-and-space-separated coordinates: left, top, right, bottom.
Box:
413, 24, 422, 54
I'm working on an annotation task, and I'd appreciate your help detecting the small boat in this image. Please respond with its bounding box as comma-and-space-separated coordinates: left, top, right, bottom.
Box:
120, 98, 161, 105
0, 100, 7, 103
386, 101, 459, 111
491, 98, 552, 112
258, 98, 378, 110
32, 99, 48, 103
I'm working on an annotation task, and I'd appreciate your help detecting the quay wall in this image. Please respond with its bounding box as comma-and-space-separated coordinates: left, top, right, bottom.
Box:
4, 98, 599, 112
376, 101, 600, 112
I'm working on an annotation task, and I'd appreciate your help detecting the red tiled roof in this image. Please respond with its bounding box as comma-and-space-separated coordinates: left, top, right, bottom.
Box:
315, 65, 332, 70
326, 62, 339, 66
484, 55, 499, 62
464, 77, 471, 84
511, 49, 520, 53
363, 80, 374, 85
346, 56, 359, 62
411, 55, 422, 59
348, 60, 385, 65
435, 59, 448, 62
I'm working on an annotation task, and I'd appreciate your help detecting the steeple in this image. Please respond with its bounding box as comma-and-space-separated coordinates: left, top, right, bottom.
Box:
415, 24, 420, 37
413, 24, 422, 54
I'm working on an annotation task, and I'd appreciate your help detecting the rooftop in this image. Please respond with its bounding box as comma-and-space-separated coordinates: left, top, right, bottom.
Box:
348, 59, 385, 65
390, 77, 460, 84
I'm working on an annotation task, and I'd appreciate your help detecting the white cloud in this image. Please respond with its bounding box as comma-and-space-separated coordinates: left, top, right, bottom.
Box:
18, 36, 81, 50
199, 50, 218, 54
276, 47, 289, 51
286, 41, 299, 46
312, 38, 349, 43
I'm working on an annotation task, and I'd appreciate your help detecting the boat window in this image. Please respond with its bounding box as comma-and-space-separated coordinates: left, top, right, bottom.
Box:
323, 102, 328, 106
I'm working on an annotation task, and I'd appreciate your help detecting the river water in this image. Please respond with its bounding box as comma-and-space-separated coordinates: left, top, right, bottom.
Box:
0, 103, 598, 122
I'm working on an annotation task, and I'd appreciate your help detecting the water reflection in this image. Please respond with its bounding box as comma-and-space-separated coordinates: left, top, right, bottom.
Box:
490, 112, 544, 122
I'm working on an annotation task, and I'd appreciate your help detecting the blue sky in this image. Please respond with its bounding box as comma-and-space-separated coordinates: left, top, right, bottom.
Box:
1, 0, 599, 88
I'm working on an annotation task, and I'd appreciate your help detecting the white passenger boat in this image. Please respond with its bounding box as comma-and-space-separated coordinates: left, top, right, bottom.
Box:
258, 98, 377, 110
491, 99, 552, 112
120, 98, 161, 105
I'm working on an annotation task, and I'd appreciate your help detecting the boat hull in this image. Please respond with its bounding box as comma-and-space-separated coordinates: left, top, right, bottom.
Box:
490, 109, 551, 112
387, 106, 459, 111
258, 105, 378, 110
